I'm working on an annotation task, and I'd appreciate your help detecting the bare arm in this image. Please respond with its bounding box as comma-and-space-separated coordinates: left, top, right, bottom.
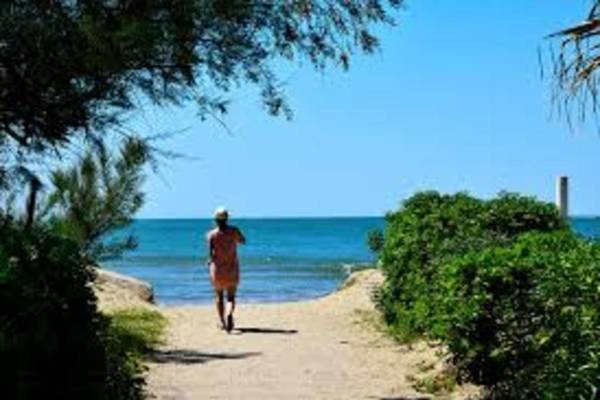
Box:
235, 227, 246, 244
206, 235, 214, 265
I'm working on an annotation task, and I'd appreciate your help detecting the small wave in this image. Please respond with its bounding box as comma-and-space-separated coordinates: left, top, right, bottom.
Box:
341, 262, 373, 276
342, 263, 354, 276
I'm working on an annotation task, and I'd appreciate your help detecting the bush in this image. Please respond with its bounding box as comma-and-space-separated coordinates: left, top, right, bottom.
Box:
435, 232, 600, 399
376, 191, 600, 399
367, 229, 385, 254
377, 191, 566, 339
0, 216, 106, 399
483, 192, 567, 240
0, 216, 164, 399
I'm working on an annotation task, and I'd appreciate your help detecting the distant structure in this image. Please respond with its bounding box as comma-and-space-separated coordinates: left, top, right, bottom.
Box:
556, 176, 569, 220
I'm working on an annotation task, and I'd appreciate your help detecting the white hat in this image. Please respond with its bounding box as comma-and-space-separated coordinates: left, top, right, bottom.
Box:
213, 206, 229, 220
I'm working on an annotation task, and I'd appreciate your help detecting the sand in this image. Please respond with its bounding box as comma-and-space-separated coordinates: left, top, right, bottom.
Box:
94, 268, 156, 312
146, 269, 478, 400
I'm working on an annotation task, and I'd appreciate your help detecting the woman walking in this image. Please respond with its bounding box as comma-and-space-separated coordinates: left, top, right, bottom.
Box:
206, 207, 246, 332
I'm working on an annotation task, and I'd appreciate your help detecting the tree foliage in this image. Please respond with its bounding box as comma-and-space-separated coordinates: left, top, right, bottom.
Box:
0, 0, 402, 160
43, 137, 149, 260
551, 1, 600, 124
0, 3, 403, 398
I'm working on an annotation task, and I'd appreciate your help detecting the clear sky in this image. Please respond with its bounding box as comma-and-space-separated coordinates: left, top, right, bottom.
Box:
132, 0, 600, 218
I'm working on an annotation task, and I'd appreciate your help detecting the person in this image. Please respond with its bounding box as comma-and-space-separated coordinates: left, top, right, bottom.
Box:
206, 207, 246, 332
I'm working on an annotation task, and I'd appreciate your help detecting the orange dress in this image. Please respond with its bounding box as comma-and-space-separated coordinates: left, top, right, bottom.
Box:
207, 227, 241, 290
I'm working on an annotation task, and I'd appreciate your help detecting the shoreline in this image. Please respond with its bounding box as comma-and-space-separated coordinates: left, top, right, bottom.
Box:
156, 267, 383, 310
99, 263, 377, 310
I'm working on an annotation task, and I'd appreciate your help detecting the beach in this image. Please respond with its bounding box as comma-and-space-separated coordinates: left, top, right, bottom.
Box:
92, 217, 600, 400
143, 269, 478, 400
6, 4, 600, 399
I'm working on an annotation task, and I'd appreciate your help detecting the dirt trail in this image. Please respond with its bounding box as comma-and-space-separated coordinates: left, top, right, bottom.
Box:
147, 270, 473, 400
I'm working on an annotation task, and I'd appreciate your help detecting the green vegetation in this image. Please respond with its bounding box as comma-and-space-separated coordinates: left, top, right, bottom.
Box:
367, 229, 385, 254
105, 309, 166, 357
0, 216, 106, 399
437, 232, 600, 399
1, 2, 404, 399
0, 140, 161, 399
0, 0, 402, 181
0, 214, 166, 400
102, 309, 167, 400
375, 191, 600, 399
551, 1, 600, 125
408, 369, 458, 396
377, 191, 566, 339
43, 137, 150, 260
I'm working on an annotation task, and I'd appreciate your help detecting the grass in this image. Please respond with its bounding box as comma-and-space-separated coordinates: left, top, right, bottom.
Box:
407, 368, 459, 396
106, 308, 167, 355
353, 308, 388, 335
101, 308, 167, 400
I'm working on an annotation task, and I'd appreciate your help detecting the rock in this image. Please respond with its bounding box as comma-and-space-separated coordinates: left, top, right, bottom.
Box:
93, 268, 154, 311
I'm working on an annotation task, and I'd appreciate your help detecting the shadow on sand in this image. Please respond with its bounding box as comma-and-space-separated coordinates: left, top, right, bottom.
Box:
151, 349, 262, 365
234, 327, 298, 335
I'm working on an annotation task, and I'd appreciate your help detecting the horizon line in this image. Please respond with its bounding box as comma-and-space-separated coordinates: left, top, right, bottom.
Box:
133, 214, 598, 220
135, 215, 385, 220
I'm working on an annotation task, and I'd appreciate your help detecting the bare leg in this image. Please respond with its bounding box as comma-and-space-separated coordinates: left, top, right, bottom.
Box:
227, 291, 236, 316
226, 287, 237, 332
215, 289, 226, 329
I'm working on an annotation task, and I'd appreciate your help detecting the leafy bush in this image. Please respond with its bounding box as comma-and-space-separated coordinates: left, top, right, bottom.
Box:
0, 216, 164, 399
434, 231, 600, 399
483, 192, 567, 240
377, 191, 566, 339
0, 216, 106, 399
367, 229, 385, 253
376, 191, 600, 398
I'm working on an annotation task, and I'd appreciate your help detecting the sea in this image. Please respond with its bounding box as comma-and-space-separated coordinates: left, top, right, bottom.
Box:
104, 217, 600, 305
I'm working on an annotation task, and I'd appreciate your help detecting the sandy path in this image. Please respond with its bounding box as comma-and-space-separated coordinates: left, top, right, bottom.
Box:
147, 270, 470, 400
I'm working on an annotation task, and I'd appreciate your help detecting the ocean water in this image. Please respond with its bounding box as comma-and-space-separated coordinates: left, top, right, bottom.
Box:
570, 217, 600, 238
104, 217, 600, 305
105, 218, 385, 305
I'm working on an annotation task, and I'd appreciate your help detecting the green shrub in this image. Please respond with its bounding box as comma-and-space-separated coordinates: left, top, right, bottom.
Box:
0, 216, 164, 399
0, 216, 106, 399
367, 229, 385, 253
377, 191, 566, 339
435, 231, 600, 399
376, 191, 600, 399
483, 192, 567, 240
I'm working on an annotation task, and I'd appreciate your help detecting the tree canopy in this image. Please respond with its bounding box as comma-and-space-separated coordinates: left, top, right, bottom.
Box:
0, 0, 402, 162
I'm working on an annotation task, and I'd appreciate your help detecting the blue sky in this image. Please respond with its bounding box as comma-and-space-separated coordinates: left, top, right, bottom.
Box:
133, 0, 599, 218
